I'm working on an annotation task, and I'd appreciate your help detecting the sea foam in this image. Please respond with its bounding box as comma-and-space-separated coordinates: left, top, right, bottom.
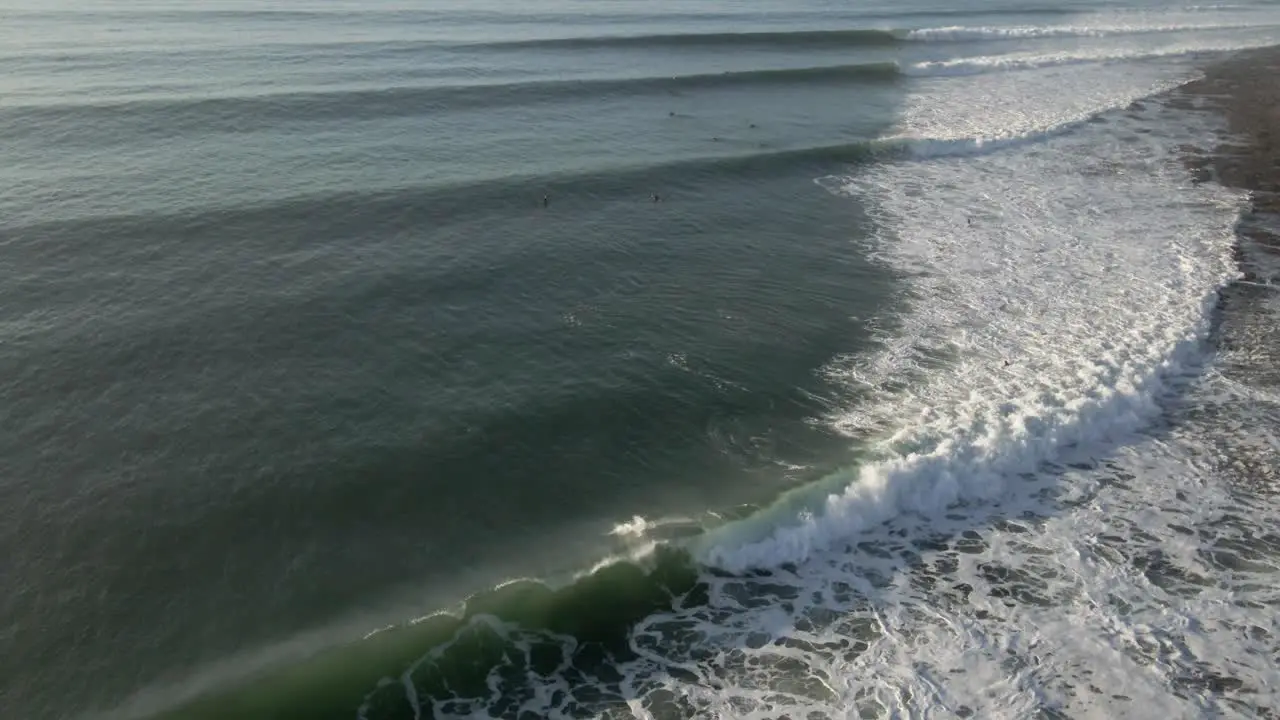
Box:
905, 41, 1278, 77
903, 22, 1264, 42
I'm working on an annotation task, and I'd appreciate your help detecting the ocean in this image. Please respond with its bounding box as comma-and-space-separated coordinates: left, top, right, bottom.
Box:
2, 0, 1279, 718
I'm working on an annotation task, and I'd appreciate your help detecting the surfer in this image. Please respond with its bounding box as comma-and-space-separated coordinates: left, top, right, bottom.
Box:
652, 193, 661, 203
542, 194, 549, 208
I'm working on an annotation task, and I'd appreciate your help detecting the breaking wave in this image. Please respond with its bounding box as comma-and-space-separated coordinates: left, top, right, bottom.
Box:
906, 42, 1276, 76
903, 21, 1266, 41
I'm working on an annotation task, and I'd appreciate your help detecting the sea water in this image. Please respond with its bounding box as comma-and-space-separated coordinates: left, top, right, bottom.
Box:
1, 1, 1278, 718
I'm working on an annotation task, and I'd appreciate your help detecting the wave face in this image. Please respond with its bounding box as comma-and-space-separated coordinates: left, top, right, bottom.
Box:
469, 21, 1277, 53
457, 21, 1278, 52
903, 21, 1269, 41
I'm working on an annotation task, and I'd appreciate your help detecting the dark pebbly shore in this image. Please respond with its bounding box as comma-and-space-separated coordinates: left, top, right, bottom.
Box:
1170, 49, 1280, 716
1175, 47, 1280, 401
1177, 49, 1280, 491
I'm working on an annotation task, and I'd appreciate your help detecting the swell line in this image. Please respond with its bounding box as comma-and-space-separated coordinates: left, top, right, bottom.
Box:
462, 28, 904, 51
4, 139, 896, 237
0, 63, 900, 140
446, 19, 1272, 52
8, 18, 1263, 70
904, 21, 1271, 42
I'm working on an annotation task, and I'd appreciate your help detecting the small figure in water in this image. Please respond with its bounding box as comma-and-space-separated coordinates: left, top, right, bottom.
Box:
1003, 359, 1013, 367
542, 194, 549, 208
669, 111, 676, 117
652, 193, 662, 203
966, 217, 973, 226
749, 122, 757, 128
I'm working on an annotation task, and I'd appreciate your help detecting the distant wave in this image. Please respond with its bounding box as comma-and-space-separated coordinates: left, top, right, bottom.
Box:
8, 119, 1119, 240
466, 28, 904, 51
1181, 3, 1268, 10
903, 21, 1266, 41
0, 4, 1092, 42
11, 44, 1259, 142
8, 18, 1266, 70
0, 63, 901, 140
106, 546, 702, 720
905, 43, 1271, 77
6, 21, 1270, 71
461, 18, 1271, 52
884, 5, 1081, 19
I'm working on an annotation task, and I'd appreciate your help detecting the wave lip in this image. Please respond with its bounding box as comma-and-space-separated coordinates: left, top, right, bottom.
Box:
459, 18, 1275, 53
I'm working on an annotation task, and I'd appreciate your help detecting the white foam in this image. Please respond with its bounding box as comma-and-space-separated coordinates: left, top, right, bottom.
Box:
904, 22, 1263, 42
610, 514, 654, 537
905, 42, 1276, 77
891, 121, 1091, 158
812, 66, 1196, 169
